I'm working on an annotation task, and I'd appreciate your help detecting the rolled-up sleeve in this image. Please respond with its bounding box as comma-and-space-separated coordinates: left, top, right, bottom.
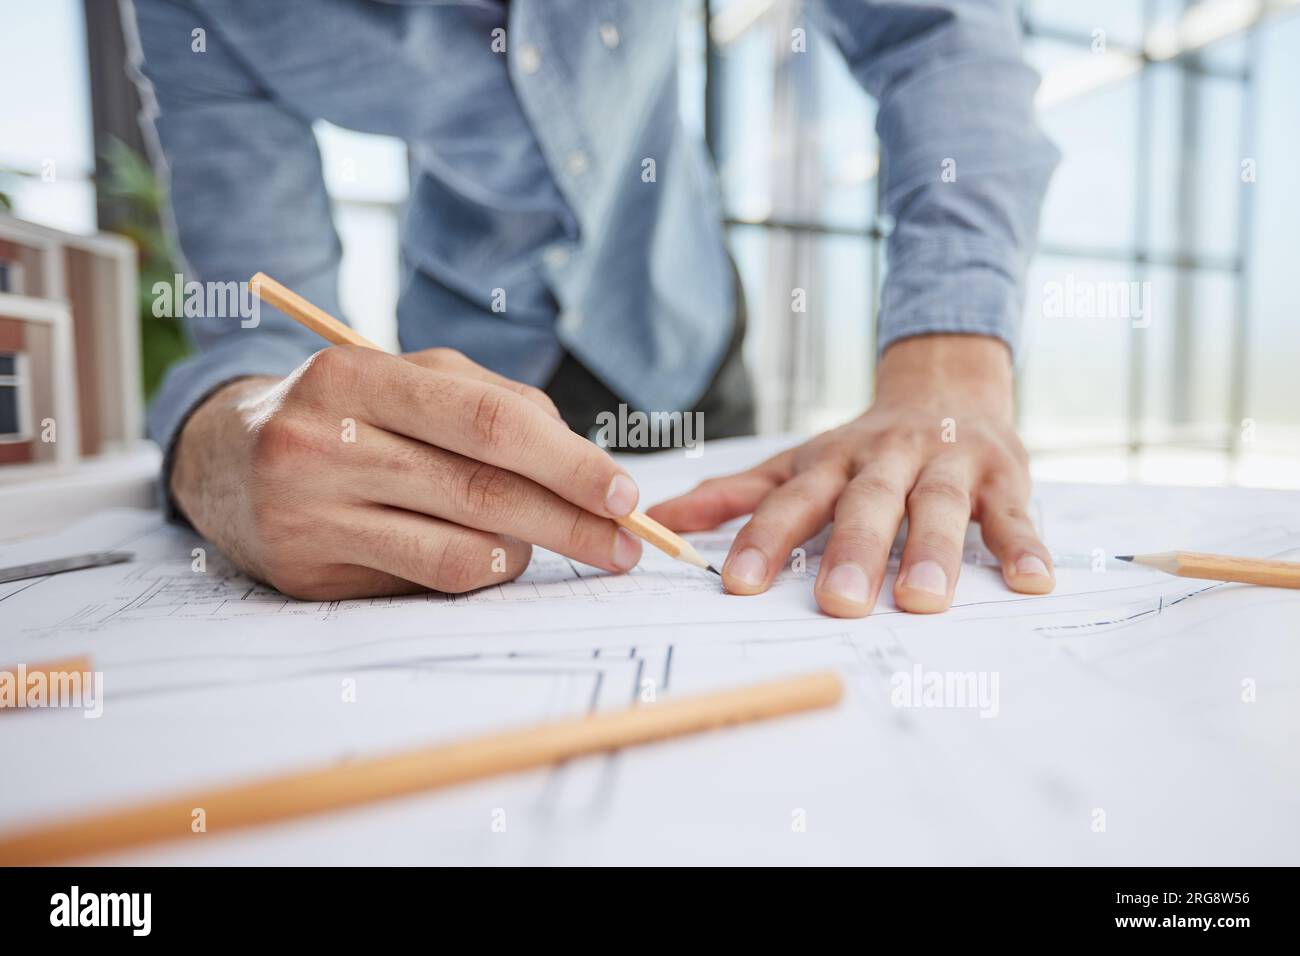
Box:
124, 0, 342, 455
811, 0, 1059, 356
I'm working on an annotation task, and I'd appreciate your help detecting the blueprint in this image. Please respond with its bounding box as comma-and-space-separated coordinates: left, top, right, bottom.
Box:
1, 435, 1298, 864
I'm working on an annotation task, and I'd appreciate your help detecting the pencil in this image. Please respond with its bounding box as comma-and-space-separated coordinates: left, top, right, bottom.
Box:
250, 272, 719, 575
0, 669, 843, 865
1115, 551, 1300, 589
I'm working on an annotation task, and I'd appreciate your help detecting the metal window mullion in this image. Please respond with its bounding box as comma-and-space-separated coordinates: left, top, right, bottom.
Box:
1227, 29, 1260, 468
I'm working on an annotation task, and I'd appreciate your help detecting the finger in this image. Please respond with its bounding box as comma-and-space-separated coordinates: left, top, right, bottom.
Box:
259, 559, 430, 601
814, 456, 917, 618
346, 505, 534, 594
976, 485, 1055, 595
645, 451, 795, 532
299, 565, 431, 601
403, 347, 562, 421
894, 460, 974, 613
329, 347, 638, 519
346, 428, 641, 573
646, 472, 780, 532
721, 463, 849, 595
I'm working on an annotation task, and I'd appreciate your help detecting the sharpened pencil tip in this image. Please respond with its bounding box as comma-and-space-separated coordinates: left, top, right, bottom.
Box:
1114, 555, 1134, 562
706, 564, 721, 576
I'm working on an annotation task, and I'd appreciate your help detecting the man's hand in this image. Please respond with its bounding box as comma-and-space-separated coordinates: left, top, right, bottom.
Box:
647, 335, 1054, 617
170, 346, 642, 599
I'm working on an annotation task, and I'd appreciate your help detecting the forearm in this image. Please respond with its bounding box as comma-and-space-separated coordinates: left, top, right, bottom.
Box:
813, 0, 1058, 357
130, 0, 343, 458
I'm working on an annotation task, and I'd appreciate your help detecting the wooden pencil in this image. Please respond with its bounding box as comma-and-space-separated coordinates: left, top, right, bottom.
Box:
1116, 551, 1300, 589
0, 669, 844, 865
250, 272, 718, 575
615, 511, 714, 572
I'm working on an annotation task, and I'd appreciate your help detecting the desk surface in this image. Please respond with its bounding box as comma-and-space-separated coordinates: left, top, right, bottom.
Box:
1, 436, 1297, 865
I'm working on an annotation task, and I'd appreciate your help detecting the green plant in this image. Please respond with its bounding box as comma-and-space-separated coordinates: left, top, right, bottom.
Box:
98, 137, 190, 401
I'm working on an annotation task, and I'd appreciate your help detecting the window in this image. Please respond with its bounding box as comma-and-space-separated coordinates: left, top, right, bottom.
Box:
0, 351, 31, 442
700, 0, 1300, 486
0, 0, 96, 233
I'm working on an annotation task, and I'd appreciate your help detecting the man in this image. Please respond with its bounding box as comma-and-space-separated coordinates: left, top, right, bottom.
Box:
127, 0, 1059, 618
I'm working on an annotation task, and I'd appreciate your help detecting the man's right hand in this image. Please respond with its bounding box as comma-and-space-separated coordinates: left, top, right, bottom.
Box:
170, 346, 643, 600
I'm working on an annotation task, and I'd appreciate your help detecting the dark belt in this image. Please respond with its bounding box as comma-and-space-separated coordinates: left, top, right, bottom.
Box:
544, 261, 756, 448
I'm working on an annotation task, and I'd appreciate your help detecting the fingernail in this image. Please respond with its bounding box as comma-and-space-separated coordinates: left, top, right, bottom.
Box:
899, 559, 947, 596
725, 548, 767, 589
823, 563, 870, 605
605, 474, 639, 516
1014, 554, 1050, 578
613, 528, 641, 571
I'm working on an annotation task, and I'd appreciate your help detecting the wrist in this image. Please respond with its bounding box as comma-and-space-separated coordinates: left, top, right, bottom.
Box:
874, 334, 1014, 421
170, 376, 279, 507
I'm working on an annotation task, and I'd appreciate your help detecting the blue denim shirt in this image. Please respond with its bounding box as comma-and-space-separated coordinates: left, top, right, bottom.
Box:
127, 0, 1057, 456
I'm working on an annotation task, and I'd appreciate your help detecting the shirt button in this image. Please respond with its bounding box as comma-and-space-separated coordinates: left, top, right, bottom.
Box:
565, 151, 589, 176
544, 245, 570, 268
518, 44, 542, 75
599, 23, 620, 49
